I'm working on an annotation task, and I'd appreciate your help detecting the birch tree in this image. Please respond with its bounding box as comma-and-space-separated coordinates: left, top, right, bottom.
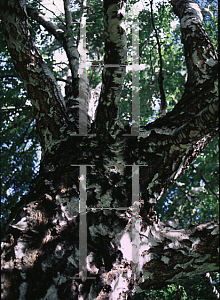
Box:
1, 0, 219, 299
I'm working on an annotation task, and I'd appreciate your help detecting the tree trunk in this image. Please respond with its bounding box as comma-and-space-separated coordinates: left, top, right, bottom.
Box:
1, 0, 218, 299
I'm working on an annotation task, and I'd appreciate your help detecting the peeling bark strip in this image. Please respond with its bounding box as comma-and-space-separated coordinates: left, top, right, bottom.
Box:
137, 218, 219, 291
1, 214, 219, 299
0, 0, 219, 299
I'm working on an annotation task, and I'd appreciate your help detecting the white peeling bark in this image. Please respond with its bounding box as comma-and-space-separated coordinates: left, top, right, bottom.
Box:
94, 218, 219, 298
93, 0, 127, 139
171, 0, 218, 88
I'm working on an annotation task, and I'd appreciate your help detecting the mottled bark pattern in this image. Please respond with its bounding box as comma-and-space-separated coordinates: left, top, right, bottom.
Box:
93, 0, 127, 140
0, 0, 219, 299
171, 0, 218, 89
0, 0, 70, 155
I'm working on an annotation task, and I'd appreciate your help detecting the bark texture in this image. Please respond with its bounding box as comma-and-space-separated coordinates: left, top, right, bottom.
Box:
1, 0, 219, 299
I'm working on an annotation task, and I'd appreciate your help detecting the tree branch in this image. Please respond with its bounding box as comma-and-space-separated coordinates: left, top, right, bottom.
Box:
25, 5, 79, 92
1, 0, 69, 155
26, 5, 65, 44
33, 0, 66, 26
27, 2, 90, 134
150, 0, 167, 117
133, 81, 218, 204
63, 0, 73, 32
62, 0, 79, 98
133, 0, 218, 205
92, 0, 127, 140
136, 218, 219, 291
26, 3, 79, 83
5, 1, 88, 136
171, 0, 218, 90
0, 74, 71, 84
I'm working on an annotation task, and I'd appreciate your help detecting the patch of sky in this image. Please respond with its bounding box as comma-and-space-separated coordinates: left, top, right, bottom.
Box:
34, 145, 42, 174
0, 56, 10, 70
171, 19, 179, 29
1, 142, 11, 149
24, 139, 33, 152
25, 100, 32, 106
6, 187, 14, 197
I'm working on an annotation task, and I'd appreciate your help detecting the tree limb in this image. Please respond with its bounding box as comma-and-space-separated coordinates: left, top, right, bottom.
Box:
150, 0, 167, 117
21, 2, 89, 134
26, 4, 79, 86
92, 0, 127, 139
63, 0, 73, 32
26, 5, 65, 44
33, 0, 66, 26
136, 218, 219, 291
171, 0, 218, 90
133, 0, 218, 204
0, 0, 69, 155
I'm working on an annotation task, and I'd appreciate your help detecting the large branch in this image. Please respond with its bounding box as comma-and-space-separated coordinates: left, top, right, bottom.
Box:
0, 0, 69, 155
92, 0, 127, 140
27, 3, 87, 131
2, 210, 217, 299
135, 92, 218, 205
127, 0, 219, 205
26, 6, 65, 45
96, 218, 219, 297
137, 218, 219, 291
26, 5, 79, 91
150, 0, 167, 117
63, 0, 72, 32
62, 0, 79, 85
171, 0, 218, 90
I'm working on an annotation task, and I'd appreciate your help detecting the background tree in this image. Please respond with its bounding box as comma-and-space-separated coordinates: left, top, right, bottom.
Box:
1, 0, 219, 299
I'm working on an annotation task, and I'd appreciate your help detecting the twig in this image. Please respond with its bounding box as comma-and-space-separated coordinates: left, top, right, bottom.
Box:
0, 114, 34, 136
191, 165, 219, 201
27, 5, 65, 44
34, 0, 66, 26
0, 106, 32, 111
0, 74, 69, 84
